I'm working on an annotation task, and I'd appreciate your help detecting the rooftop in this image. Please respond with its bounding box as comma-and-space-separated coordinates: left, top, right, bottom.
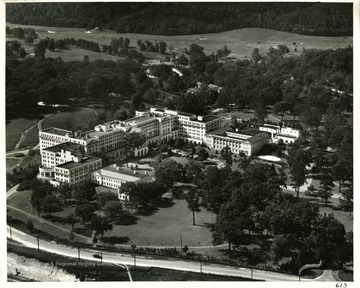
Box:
246, 132, 270, 143
41, 127, 72, 137
93, 164, 153, 182
277, 133, 298, 139
193, 115, 220, 123
178, 111, 196, 117
125, 115, 155, 125
44, 142, 84, 153
56, 156, 101, 170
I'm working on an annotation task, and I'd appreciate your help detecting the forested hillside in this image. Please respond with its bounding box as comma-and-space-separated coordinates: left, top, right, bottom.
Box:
6, 2, 352, 36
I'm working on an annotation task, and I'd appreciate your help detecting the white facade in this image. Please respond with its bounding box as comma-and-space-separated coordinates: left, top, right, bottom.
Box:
206, 130, 270, 156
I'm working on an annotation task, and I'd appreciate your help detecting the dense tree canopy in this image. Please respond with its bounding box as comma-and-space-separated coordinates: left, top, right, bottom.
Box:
6, 3, 352, 36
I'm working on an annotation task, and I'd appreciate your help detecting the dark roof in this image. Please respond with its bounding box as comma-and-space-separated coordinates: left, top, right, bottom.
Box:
246, 132, 270, 143
44, 142, 83, 153
41, 127, 72, 136
56, 156, 101, 169
193, 115, 220, 123
178, 111, 195, 117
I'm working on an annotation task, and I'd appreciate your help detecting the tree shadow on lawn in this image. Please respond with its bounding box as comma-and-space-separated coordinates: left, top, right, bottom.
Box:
195, 222, 214, 229
74, 227, 93, 237
113, 215, 139, 226
43, 214, 68, 224
307, 198, 335, 208
101, 236, 130, 245
136, 199, 175, 217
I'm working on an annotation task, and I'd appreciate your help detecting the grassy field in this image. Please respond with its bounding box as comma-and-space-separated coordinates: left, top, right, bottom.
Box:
18, 124, 39, 149
6, 158, 22, 171
42, 107, 103, 131
6, 118, 40, 151
7, 189, 216, 248
106, 199, 216, 247
7, 23, 353, 61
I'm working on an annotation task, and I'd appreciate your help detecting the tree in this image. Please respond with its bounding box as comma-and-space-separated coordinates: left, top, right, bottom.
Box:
66, 213, 78, 231
154, 159, 184, 189
221, 145, 233, 166
34, 42, 46, 57
11, 41, 21, 54
288, 148, 311, 198
103, 201, 124, 219
159, 41, 167, 54
97, 192, 119, 208
274, 101, 289, 121
58, 183, 72, 204
189, 44, 207, 74
89, 215, 113, 238
123, 38, 130, 49
251, 48, 262, 63
19, 47, 26, 58
75, 204, 97, 224
339, 185, 353, 214
123, 132, 146, 162
25, 35, 34, 44
185, 161, 204, 185
72, 182, 97, 202
30, 179, 53, 216
41, 195, 63, 216
332, 159, 350, 193
185, 188, 201, 225
197, 148, 208, 161
48, 38, 55, 51
318, 173, 334, 207
270, 235, 292, 264
309, 213, 346, 266
212, 200, 248, 250
177, 54, 189, 66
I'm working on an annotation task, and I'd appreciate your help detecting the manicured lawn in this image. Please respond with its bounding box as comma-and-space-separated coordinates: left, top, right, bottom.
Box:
8, 189, 216, 248
6, 118, 39, 151
42, 107, 103, 131
106, 199, 216, 247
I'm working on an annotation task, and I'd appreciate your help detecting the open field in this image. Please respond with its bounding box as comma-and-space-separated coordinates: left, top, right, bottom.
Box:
18, 124, 39, 149
6, 158, 22, 171
42, 107, 103, 131
7, 189, 216, 248
7, 23, 353, 61
106, 199, 216, 247
6, 118, 40, 151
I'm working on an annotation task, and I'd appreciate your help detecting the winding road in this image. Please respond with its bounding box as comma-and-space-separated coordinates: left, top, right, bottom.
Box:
7, 226, 311, 282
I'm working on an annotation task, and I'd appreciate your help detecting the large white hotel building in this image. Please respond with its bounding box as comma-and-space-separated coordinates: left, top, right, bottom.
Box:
38, 107, 299, 186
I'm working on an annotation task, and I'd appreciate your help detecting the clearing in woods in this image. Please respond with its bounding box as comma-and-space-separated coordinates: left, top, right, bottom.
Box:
6, 23, 352, 61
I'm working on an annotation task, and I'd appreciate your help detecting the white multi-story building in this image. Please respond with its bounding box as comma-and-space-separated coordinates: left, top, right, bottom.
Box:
91, 164, 154, 200
259, 124, 300, 144
206, 128, 270, 156
38, 142, 102, 186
